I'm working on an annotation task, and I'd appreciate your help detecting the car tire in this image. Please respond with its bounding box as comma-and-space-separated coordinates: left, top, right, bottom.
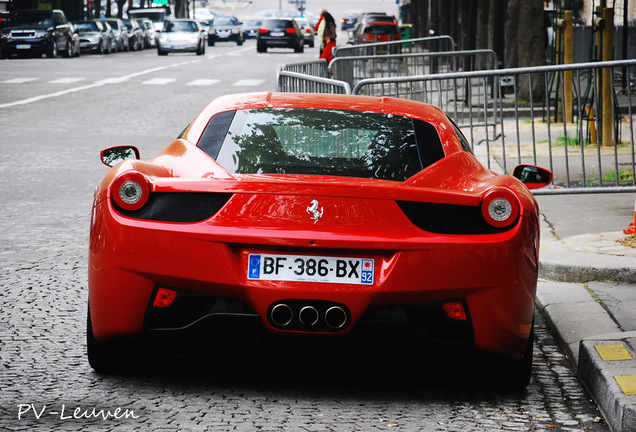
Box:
86, 307, 121, 373
237, 37, 243, 46
47, 39, 58, 58
257, 43, 267, 53
208, 39, 215, 47
496, 319, 534, 390
294, 42, 304, 53
62, 40, 72, 58
157, 48, 168, 56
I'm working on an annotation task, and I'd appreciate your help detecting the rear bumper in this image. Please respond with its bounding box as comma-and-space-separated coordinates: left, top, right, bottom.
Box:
89, 198, 539, 359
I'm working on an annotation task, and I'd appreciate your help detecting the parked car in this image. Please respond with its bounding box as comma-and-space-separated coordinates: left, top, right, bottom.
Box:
97, 18, 128, 52
156, 19, 206, 56
128, 6, 170, 32
0, 9, 76, 59
294, 17, 314, 47
241, 18, 262, 39
256, 18, 303, 53
137, 18, 156, 48
207, 15, 243, 46
88, 92, 552, 389
122, 18, 143, 51
340, 10, 359, 31
73, 20, 112, 54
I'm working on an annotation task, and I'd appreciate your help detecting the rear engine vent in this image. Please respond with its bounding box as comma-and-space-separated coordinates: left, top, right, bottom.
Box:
397, 201, 515, 235
113, 192, 232, 222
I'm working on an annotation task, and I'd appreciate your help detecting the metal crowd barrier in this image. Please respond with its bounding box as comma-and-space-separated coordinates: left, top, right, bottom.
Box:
276, 70, 351, 94
330, 50, 498, 93
333, 35, 455, 58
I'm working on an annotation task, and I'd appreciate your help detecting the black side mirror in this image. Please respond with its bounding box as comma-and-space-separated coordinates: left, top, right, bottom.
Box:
512, 164, 553, 190
101, 146, 140, 167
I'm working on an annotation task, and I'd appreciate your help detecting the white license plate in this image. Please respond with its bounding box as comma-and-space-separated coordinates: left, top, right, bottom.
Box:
16, 44, 31, 49
248, 254, 373, 285
270, 31, 284, 37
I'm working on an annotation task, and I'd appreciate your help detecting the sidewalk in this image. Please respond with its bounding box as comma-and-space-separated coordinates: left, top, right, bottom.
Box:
537, 207, 636, 432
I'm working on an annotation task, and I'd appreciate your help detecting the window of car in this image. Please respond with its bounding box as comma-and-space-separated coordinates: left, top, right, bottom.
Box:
75, 22, 99, 32
363, 23, 399, 35
12, 10, 53, 26
164, 20, 198, 32
447, 116, 474, 154
198, 108, 445, 181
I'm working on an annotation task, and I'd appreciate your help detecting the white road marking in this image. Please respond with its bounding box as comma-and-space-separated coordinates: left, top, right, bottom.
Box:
143, 78, 176, 85
233, 79, 264, 86
187, 79, 220, 86
1, 78, 39, 84
48, 77, 86, 84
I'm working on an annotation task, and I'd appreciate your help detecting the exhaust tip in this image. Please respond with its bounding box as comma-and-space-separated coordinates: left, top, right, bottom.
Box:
270, 303, 293, 327
299, 305, 319, 326
325, 306, 348, 329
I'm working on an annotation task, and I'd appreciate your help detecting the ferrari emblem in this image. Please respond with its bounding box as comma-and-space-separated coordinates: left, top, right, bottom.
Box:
306, 200, 324, 224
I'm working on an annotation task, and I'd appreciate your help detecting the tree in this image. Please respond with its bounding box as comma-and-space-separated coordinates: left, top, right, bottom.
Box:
504, 0, 546, 100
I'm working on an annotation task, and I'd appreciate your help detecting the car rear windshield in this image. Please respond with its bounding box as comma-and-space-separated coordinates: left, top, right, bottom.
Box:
75, 22, 99, 32
198, 108, 445, 181
364, 23, 399, 35
262, 19, 293, 30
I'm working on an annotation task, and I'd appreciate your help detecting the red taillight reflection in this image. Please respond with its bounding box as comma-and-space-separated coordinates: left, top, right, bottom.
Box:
286, 28, 297, 34
153, 287, 178, 308
258, 28, 268, 33
442, 302, 467, 321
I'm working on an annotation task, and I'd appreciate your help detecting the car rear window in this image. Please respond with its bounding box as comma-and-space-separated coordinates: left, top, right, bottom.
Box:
262, 19, 293, 29
364, 24, 399, 35
198, 108, 444, 181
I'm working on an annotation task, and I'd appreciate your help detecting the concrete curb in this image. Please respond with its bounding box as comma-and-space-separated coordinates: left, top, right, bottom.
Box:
537, 216, 636, 432
578, 337, 636, 432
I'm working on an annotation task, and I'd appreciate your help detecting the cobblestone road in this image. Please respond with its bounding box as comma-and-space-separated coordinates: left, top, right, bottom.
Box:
0, 51, 610, 432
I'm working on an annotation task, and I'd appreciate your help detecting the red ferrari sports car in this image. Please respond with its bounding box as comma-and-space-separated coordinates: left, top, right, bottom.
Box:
88, 92, 551, 386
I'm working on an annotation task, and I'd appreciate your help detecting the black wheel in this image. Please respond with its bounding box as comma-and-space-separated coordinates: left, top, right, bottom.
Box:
495, 319, 534, 390
208, 39, 215, 47
62, 40, 72, 58
87, 307, 122, 373
47, 39, 58, 58
294, 41, 304, 53
237, 37, 243, 46
97, 41, 104, 54
157, 48, 168, 56
256, 42, 267, 53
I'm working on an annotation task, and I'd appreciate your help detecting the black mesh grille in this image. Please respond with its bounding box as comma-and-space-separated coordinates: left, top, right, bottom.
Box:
113, 192, 232, 222
397, 201, 515, 235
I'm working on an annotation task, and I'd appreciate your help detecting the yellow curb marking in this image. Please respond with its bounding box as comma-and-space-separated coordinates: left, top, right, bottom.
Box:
595, 344, 633, 361
614, 375, 636, 395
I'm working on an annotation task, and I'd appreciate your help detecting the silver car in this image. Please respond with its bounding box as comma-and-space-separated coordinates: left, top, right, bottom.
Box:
157, 19, 206, 56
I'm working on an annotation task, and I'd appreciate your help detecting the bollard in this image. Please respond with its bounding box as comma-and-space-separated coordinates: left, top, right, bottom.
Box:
564, 11, 573, 124
587, 106, 597, 143
625, 195, 636, 235
601, 7, 614, 147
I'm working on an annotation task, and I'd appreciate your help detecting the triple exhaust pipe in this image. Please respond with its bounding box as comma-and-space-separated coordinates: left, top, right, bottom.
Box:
269, 300, 349, 332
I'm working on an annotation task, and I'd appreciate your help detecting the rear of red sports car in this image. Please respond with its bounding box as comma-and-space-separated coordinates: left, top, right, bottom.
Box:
88, 93, 548, 386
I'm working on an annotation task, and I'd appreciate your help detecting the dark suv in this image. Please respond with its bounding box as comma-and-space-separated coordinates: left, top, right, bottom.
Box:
0, 9, 76, 58
256, 18, 303, 53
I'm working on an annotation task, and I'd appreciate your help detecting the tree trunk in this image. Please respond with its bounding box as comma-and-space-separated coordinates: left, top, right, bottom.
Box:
505, 0, 546, 100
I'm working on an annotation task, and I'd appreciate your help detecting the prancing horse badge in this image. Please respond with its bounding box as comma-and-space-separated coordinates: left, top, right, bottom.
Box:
306, 199, 324, 224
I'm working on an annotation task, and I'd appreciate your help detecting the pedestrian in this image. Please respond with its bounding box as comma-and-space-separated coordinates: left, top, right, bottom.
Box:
314, 9, 336, 55
320, 36, 336, 63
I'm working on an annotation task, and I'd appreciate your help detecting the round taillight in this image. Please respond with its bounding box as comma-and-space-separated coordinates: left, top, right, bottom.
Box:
481, 188, 520, 228
111, 172, 150, 211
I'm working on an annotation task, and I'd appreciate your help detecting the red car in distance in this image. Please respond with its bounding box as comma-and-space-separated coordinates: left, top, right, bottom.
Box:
87, 92, 552, 388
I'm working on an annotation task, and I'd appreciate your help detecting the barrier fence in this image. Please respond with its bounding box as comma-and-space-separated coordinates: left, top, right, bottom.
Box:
276, 55, 636, 193
333, 35, 455, 58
